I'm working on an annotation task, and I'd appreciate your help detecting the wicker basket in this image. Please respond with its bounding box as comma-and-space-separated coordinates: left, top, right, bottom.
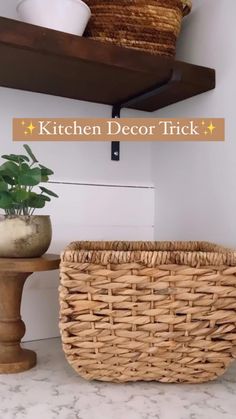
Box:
59, 241, 236, 383
83, 0, 192, 57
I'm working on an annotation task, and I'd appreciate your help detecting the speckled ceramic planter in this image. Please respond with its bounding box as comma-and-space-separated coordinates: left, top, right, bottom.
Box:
0, 215, 52, 258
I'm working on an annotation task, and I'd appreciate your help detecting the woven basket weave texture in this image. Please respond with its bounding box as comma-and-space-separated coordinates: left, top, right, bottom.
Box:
60, 241, 236, 383
84, 0, 192, 56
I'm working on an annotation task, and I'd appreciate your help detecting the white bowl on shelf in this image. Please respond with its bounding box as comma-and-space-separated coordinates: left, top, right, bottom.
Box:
17, 0, 91, 36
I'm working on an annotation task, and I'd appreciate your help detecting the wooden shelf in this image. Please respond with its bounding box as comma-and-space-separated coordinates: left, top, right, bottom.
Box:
0, 17, 215, 112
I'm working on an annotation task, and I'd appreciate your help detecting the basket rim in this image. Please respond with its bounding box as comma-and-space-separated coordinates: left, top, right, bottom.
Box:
61, 241, 236, 267
64, 241, 234, 253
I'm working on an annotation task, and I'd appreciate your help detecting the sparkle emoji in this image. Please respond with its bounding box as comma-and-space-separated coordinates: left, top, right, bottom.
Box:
27, 122, 36, 135
207, 122, 216, 135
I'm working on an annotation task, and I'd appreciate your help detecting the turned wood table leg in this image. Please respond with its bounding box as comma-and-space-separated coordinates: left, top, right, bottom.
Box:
0, 272, 37, 373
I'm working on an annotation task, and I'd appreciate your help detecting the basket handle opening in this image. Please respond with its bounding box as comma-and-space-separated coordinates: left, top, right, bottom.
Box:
182, 0, 192, 16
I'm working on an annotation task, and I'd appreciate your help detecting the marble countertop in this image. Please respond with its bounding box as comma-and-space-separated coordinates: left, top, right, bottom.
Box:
0, 338, 236, 419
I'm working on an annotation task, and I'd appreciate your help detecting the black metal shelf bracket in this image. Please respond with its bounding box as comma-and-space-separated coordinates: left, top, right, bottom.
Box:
111, 67, 182, 161
111, 105, 121, 161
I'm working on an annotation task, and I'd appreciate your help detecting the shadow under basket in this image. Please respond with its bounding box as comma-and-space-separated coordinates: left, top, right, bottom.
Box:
59, 241, 236, 383
84, 0, 192, 57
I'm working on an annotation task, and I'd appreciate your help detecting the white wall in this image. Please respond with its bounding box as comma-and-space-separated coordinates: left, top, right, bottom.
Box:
0, 0, 154, 341
152, 0, 236, 248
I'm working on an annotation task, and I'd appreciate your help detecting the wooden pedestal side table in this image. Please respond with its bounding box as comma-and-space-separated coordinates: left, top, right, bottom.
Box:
0, 254, 60, 374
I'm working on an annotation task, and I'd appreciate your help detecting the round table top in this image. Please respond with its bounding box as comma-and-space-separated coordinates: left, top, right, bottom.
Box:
0, 254, 60, 272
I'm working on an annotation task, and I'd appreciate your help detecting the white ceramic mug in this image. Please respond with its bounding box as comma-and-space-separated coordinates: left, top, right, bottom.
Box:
17, 0, 91, 36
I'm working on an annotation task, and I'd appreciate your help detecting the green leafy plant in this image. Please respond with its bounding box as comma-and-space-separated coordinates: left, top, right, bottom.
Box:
0, 145, 58, 216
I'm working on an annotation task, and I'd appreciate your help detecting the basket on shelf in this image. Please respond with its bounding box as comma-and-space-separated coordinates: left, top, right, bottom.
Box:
83, 0, 192, 57
59, 241, 236, 383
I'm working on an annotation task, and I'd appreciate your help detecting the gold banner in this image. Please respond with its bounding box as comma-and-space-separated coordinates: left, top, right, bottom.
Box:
13, 118, 225, 141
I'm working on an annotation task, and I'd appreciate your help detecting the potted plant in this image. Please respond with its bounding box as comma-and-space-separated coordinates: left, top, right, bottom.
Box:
0, 144, 58, 258
17, 0, 91, 37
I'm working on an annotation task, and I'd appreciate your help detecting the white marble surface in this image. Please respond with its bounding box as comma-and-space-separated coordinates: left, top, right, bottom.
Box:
0, 338, 236, 419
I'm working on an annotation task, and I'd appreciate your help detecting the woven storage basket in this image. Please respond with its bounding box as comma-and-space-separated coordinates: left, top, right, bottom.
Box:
83, 0, 192, 56
60, 241, 236, 383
